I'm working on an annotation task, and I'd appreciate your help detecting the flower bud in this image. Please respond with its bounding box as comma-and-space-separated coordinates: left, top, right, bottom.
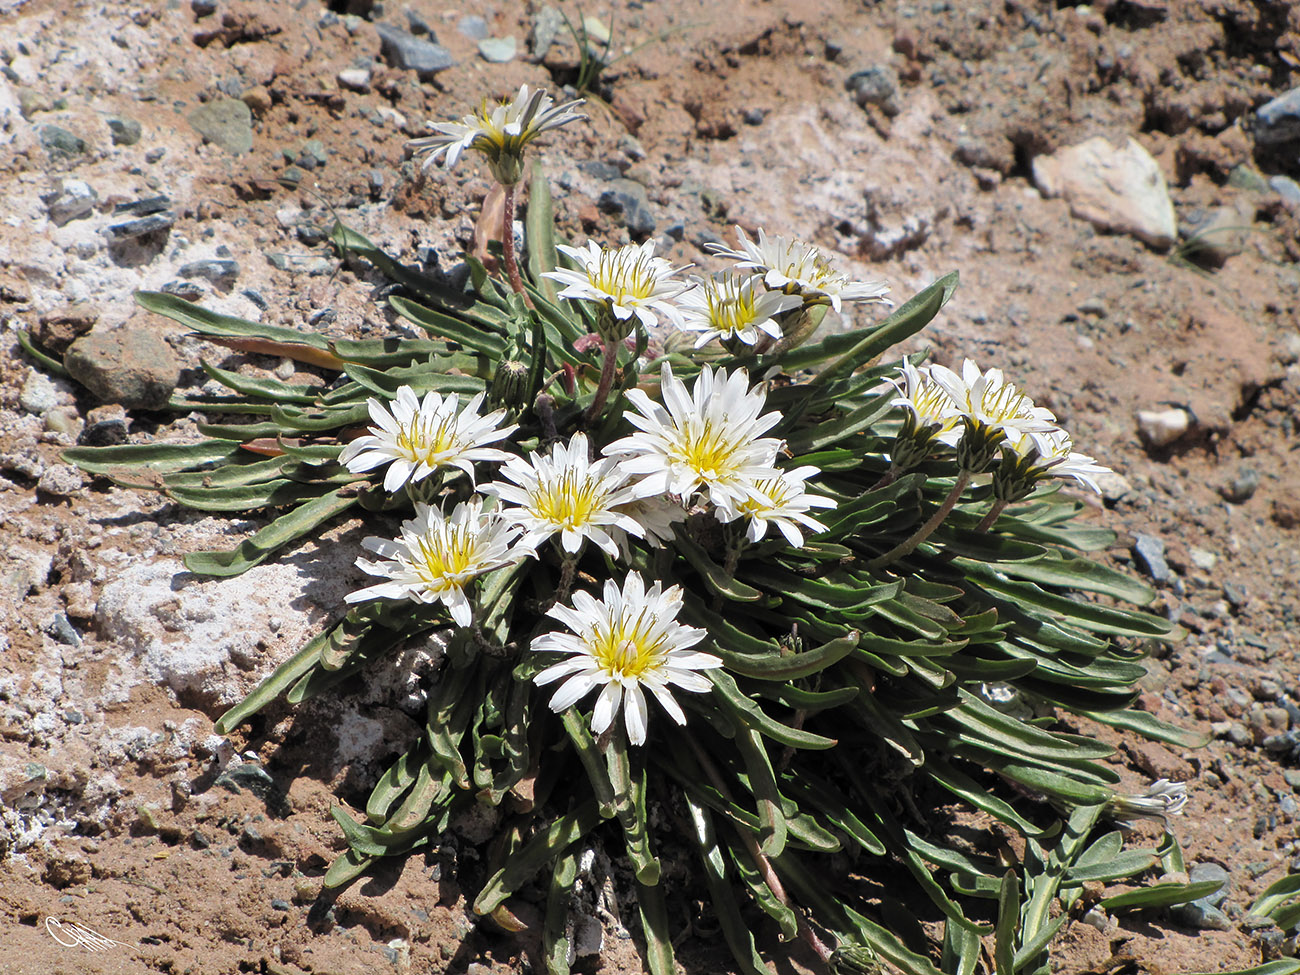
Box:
490, 357, 530, 409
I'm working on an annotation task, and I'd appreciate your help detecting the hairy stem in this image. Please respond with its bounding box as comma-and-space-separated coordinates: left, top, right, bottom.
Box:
584, 337, 620, 425
976, 498, 1008, 533
501, 181, 527, 297
867, 470, 970, 570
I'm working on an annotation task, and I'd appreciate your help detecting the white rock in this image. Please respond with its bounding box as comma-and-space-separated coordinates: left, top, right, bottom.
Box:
337, 67, 371, 91
19, 369, 59, 415
1136, 407, 1191, 447
1033, 136, 1177, 249
1093, 469, 1132, 501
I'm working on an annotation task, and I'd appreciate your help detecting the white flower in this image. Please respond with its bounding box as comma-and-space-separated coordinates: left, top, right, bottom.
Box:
1002, 427, 1112, 494
675, 272, 802, 348
928, 359, 1058, 438
706, 226, 891, 312
338, 386, 518, 493
604, 363, 784, 511
532, 572, 722, 745
544, 239, 691, 334
482, 433, 644, 558
885, 359, 963, 445
718, 466, 836, 547
406, 84, 585, 183
345, 499, 528, 627
1107, 779, 1188, 824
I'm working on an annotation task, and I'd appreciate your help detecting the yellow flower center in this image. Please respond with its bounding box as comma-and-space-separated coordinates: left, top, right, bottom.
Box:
587, 251, 662, 303
592, 615, 663, 680
971, 381, 1034, 426
395, 414, 459, 464
411, 527, 476, 591
532, 470, 603, 528
702, 280, 761, 336
677, 419, 741, 481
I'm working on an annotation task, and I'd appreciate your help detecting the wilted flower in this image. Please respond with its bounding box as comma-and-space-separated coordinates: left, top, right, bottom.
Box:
613, 495, 689, 550
482, 433, 644, 559
1106, 778, 1188, 825
406, 84, 585, 186
719, 467, 836, 547
545, 240, 691, 341
675, 272, 802, 348
706, 226, 891, 312
345, 499, 528, 627
338, 386, 517, 493
605, 363, 784, 511
532, 572, 722, 745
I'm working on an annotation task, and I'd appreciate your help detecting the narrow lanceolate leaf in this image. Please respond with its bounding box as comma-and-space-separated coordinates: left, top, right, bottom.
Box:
1100, 880, 1224, 911
214, 624, 331, 732
63, 440, 243, 477
684, 796, 771, 975
708, 630, 861, 682
472, 800, 602, 915
526, 160, 560, 303
636, 876, 677, 975
183, 488, 358, 577
544, 853, 578, 975
388, 295, 509, 356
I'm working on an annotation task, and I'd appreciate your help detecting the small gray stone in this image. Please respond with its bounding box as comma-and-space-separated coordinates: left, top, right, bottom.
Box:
161, 280, 206, 301
266, 253, 335, 275
115, 195, 171, 216
404, 8, 433, 36
1077, 296, 1107, 316
104, 212, 175, 242
188, 97, 254, 155
478, 36, 517, 63
37, 464, 86, 498
1284, 769, 1300, 791
45, 180, 98, 226
107, 116, 142, 146
598, 178, 656, 237
337, 67, 371, 91
43, 612, 83, 646
458, 14, 488, 39
39, 125, 88, 159
77, 417, 128, 446
1172, 901, 1232, 931
846, 65, 901, 117
1189, 548, 1218, 571
1133, 534, 1172, 585
1218, 467, 1259, 503
19, 371, 60, 415
531, 4, 564, 57
375, 23, 455, 77
1224, 581, 1249, 609
1271, 175, 1300, 212
64, 328, 181, 409
1189, 862, 1231, 907
192, 0, 216, 15
1254, 87, 1300, 146
300, 138, 328, 168
179, 259, 240, 286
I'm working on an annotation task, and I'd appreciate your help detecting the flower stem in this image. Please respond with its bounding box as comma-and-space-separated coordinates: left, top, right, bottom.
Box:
554, 550, 579, 605
584, 337, 620, 425
867, 470, 970, 571
976, 499, 1008, 533
500, 181, 527, 297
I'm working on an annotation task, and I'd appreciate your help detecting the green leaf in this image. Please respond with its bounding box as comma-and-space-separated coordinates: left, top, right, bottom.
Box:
388, 295, 508, 356
1064, 850, 1158, 882
322, 847, 374, 889
17, 328, 68, 376
544, 853, 578, 975
635, 875, 677, 975
994, 870, 1018, 975
711, 631, 861, 682
183, 488, 358, 576
675, 534, 764, 602
710, 671, 838, 750
137, 290, 338, 354
199, 360, 323, 404
526, 160, 559, 303
473, 800, 602, 915
214, 624, 330, 732
1080, 708, 1208, 749
63, 440, 243, 476
1251, 874, 1300, 917
1100, 879, 1224, 911
1182, 964, 1300, 975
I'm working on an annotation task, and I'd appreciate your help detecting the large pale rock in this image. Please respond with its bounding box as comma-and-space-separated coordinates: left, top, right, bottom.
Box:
1033, 136, 1176, 249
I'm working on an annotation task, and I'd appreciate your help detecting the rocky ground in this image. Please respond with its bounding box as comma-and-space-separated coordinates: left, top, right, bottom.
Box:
1, 0, 1300, 972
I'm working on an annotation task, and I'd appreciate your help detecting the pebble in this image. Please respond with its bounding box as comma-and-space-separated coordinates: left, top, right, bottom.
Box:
1218, 467, 1259, 503
1179, 199, 1254, 265
337, 67, 371, 92
1133, 534, 1172, 585
107, 116, 142, 146
1136, 407, 1191, 448
43, 611, 82, 645
192, 0, 216, 15
598, 178, 656, 237
77, 416, 128, 447
1190, 547, 1218, 571
531, 4, 564, 56
478, 36, 517, 63
1092, 469, 1132, 501
1254, 87, 1300, 146
104, 212, 175, 243
458, 14, 488, 39
1272, 175, 1300, 212
161, 280, 206, 301
404, 8, 434, 36
1077, 296, 1107, 316
375, 23, 455, 77
266, 253, 335, 275
39, 124, 88, 159
45, 180, 98, 226
64, 327, 182, 409
179, 259, 240, 286
1223, 581, 1249, 609
1033, 136, 1177, 249
114, 195, 171, 216
846, 65, 902, 116
188, 97, 254, 155
19, 370, 60, 415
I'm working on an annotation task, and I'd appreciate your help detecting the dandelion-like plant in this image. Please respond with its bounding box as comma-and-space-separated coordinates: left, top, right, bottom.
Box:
50, 85, 1204, 975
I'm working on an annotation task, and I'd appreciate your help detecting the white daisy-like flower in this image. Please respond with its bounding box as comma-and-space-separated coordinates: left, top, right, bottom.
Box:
532, 572, 722, 745
706, 226, 892, 313
338, 386, 518, 493
718, 466, 837, 547
885, 359, 964, 446
544, 239, 691, 336
1002, 427, 1112, 494
1107, 778, 1188, 824
345, 499, 528, 627
406, 84, 585, 184
481, 433, 644, 558
928, 359, 1058, 438
604, 363, 784, 511
675, 272, 803, 348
